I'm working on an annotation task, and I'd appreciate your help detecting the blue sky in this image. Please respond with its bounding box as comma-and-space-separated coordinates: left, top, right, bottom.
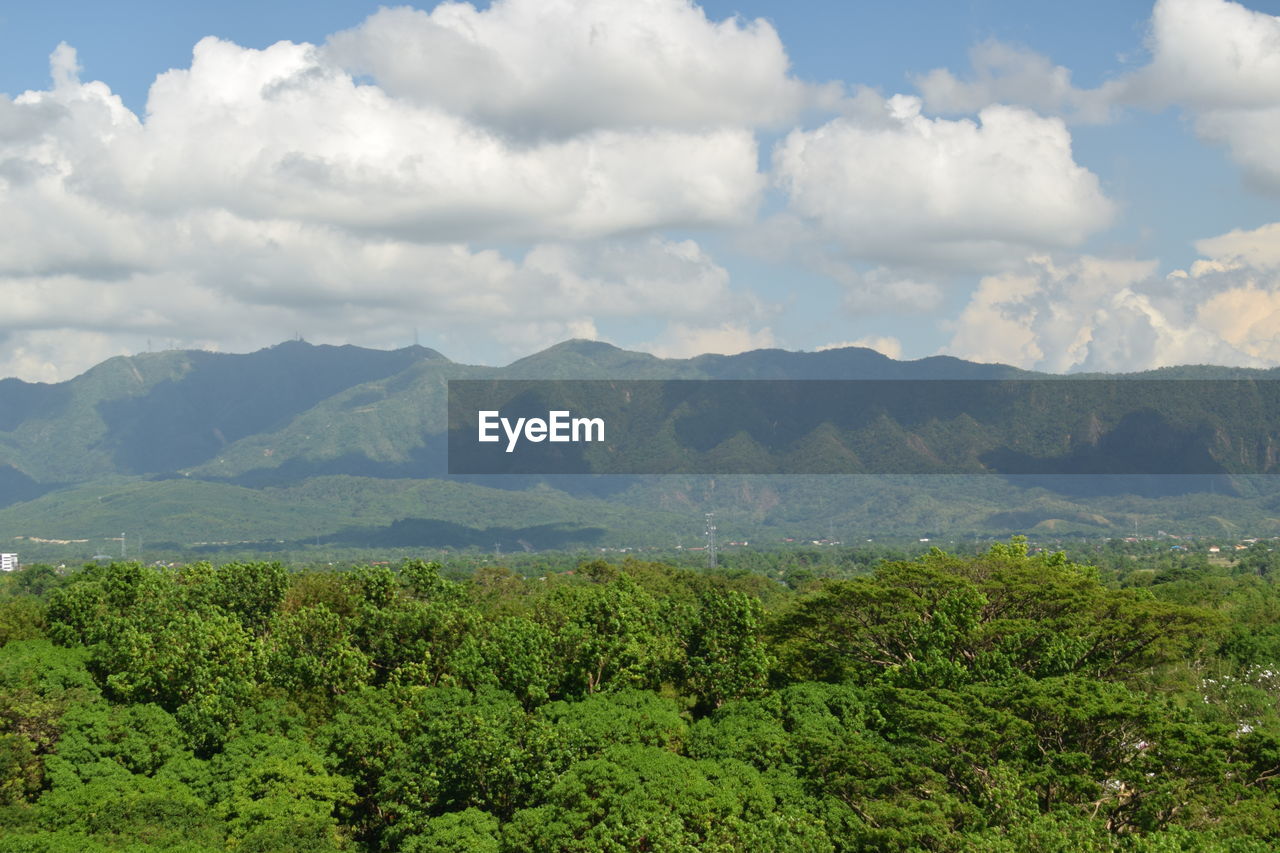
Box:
1, 0, 1279, 379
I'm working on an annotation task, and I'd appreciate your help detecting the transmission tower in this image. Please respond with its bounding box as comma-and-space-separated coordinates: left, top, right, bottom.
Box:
705, 512, 717, 569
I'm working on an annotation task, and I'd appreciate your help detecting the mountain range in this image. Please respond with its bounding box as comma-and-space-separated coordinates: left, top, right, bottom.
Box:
2, 339, 1279, 561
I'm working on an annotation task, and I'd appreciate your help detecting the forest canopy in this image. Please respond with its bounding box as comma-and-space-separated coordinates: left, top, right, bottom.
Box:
0, 542, 1277, 851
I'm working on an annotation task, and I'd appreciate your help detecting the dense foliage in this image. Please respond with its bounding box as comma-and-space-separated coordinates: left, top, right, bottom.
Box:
1, 542, 1278, 851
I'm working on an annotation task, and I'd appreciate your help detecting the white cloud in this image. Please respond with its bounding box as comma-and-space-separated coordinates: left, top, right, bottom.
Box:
1193, 222, 1280, 271
0, 25, 774, 381
1118, 0, 1280, 193
324, 0, 816, 138
772, 94, 1114, 273
110, 37, 761, 240
0, 210, 753, 378
1179, 222, 1280, 364
819, 336, 903, 359
519, 238, 741, 318
946, 224, 1280, 372
13, 1, 1279, 384
1193, 106, 1280, 193
645, 322, 776, 359
914, 40, 1115, 123
1126, 0, 1280, 111
910, 2, 1280, 193
807, 258, 944, 314
1, 35, 766, 270
1195, 286, 1280, 363
0, 330, 140, 385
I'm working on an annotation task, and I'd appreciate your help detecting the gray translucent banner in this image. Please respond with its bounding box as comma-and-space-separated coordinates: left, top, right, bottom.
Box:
446, 379, 1280, 475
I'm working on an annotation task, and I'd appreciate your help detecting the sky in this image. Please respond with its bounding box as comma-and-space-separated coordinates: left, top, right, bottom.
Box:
1, 0, 1279, 381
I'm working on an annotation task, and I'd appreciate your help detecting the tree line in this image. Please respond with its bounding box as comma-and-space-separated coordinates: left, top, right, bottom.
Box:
0, 541, 1278, 851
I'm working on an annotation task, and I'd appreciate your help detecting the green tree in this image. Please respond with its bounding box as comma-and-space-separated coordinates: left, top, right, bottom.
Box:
684, 588, 772, 713
0, 640, 98, 804
350, 565, 481, 688
537, 689, 688, 762
208, 734, 354, 852
211, 561, 289, 634
772, 542, 1218, 688
401, 808, 501, 853
42, 701, 188, 788
536, 575, 679, 696
265, 604, 371, 699
503, 745, 833, 852
375, 687, 557, 844
91, 605, 259, 750
29, 773, 220, 850
450, 616, 562, 707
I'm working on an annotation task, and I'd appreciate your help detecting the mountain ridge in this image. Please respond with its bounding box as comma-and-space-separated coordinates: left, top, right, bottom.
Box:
3, 339, 1280, 556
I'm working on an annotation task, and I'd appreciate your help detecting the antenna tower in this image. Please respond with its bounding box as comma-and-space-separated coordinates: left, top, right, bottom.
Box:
705, 512, 717, 569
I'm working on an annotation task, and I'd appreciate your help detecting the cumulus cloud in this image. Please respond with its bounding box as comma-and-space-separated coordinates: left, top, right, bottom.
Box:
74, 36, 761, 240
945, 255, 1204, 372
772, 94, 1114, 273
909, 1, 1280, 192
809, 259, 944, 314
1193, 222, 1280, 271
818, 336, 903, 359
946, 222, 1280, 372
1125, 0, 1280, 110
914, 40, 1115, 123
0, 330, 151, 385
1194, 286, 1280, 363
1118, 0, 1280, 192
324, 0, 819, 138
1179, 222, 1280, 364
0, 14, 777, 380
645, 322, 776, 359
1197, 108, 1280, 193
12, 0, 1275, 383
0, 200, 753, 378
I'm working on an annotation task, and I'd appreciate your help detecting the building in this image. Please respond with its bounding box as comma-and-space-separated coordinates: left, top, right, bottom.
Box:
0, 553, 17, 572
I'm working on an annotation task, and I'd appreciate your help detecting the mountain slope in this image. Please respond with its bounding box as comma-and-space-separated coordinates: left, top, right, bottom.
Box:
3, 339, 1280, 557
0, 342, 443, 496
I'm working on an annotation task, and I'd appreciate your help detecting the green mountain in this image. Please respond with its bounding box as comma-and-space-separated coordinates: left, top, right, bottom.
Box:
2, 339, 1279, 560
0, 342, 443, 485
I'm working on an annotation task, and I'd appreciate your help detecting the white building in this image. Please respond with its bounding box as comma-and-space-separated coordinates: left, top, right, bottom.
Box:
0, 553, 17, 572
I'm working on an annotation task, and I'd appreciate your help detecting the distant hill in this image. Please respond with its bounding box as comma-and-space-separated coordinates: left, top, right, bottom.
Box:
1, 339, 1279, 559
0, 342, 444, 487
